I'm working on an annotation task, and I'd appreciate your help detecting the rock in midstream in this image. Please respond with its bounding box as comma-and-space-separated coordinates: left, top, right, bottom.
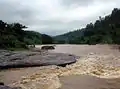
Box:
0, 50, 77, 69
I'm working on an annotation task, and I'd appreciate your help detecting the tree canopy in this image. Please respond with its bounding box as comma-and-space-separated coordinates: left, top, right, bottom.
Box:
0, 20, 42, 49
54, 8, 120, 44
41, 34, 53, 44
0, 20, 53, 49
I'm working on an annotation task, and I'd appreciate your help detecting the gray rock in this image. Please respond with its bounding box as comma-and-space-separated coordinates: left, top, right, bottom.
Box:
41, 46, 55, 50
0, 85, 21, 89
0, 50, 77, 69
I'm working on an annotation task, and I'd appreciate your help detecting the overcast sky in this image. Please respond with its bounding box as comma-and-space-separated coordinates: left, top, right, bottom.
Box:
0, 0, 120, 36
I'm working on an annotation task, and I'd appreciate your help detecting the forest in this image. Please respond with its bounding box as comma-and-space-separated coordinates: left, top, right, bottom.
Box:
54, 8, 120, 44
0, 20, 53, 49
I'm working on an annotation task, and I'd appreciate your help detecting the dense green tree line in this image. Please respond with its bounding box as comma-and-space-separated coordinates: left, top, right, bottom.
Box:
54, 8, 120, 44
24, 31, 42, 45
41, 34, 53, 44
0, 20, 53, 49
0, 21, 27, 48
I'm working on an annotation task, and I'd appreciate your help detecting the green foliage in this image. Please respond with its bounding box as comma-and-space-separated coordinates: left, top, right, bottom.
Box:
41, 34, 53, 44
0, 20, 42, 49
24, 31, 42, 45
54, 8, 120, 44
54, 29, 84, 44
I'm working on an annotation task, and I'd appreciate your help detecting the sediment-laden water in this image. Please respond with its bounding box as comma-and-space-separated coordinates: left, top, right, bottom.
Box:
1, 45, 120, 89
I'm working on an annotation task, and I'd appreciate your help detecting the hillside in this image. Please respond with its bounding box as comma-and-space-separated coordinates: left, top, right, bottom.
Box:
24, 31, 42, 45
54, 8, 120, 44
54, 29, 84, 44
0, 20, 53, 49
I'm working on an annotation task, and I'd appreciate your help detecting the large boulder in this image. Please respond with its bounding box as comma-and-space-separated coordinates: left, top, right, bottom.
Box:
41, 45, 55, 50
0, 50, 77, 69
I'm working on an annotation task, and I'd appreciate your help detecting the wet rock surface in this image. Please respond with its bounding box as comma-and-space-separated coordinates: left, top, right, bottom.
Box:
0, 85, 21, 89
41, 45, 55, 50
0, 50, 77, 69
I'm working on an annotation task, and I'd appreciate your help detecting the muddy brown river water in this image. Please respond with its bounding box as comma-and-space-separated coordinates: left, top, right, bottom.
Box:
38, 45, 120, 89
60, 75, 120, 89
1, 45, 120, 89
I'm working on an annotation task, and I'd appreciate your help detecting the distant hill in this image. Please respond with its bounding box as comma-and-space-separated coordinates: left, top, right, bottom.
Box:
54, 8, 120, 44
54, 29, 85, 44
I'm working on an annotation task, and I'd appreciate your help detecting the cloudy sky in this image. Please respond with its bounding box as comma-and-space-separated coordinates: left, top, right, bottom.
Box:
0, 0, 120, 36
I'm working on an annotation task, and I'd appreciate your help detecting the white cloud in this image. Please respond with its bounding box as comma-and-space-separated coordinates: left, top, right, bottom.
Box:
0, 0, 120, 35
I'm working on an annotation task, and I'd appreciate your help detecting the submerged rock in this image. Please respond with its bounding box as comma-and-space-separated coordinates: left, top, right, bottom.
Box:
41, 45, 55, 50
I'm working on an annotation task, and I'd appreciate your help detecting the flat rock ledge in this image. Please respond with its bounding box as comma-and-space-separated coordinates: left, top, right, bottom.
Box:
0, 50, 77, 69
